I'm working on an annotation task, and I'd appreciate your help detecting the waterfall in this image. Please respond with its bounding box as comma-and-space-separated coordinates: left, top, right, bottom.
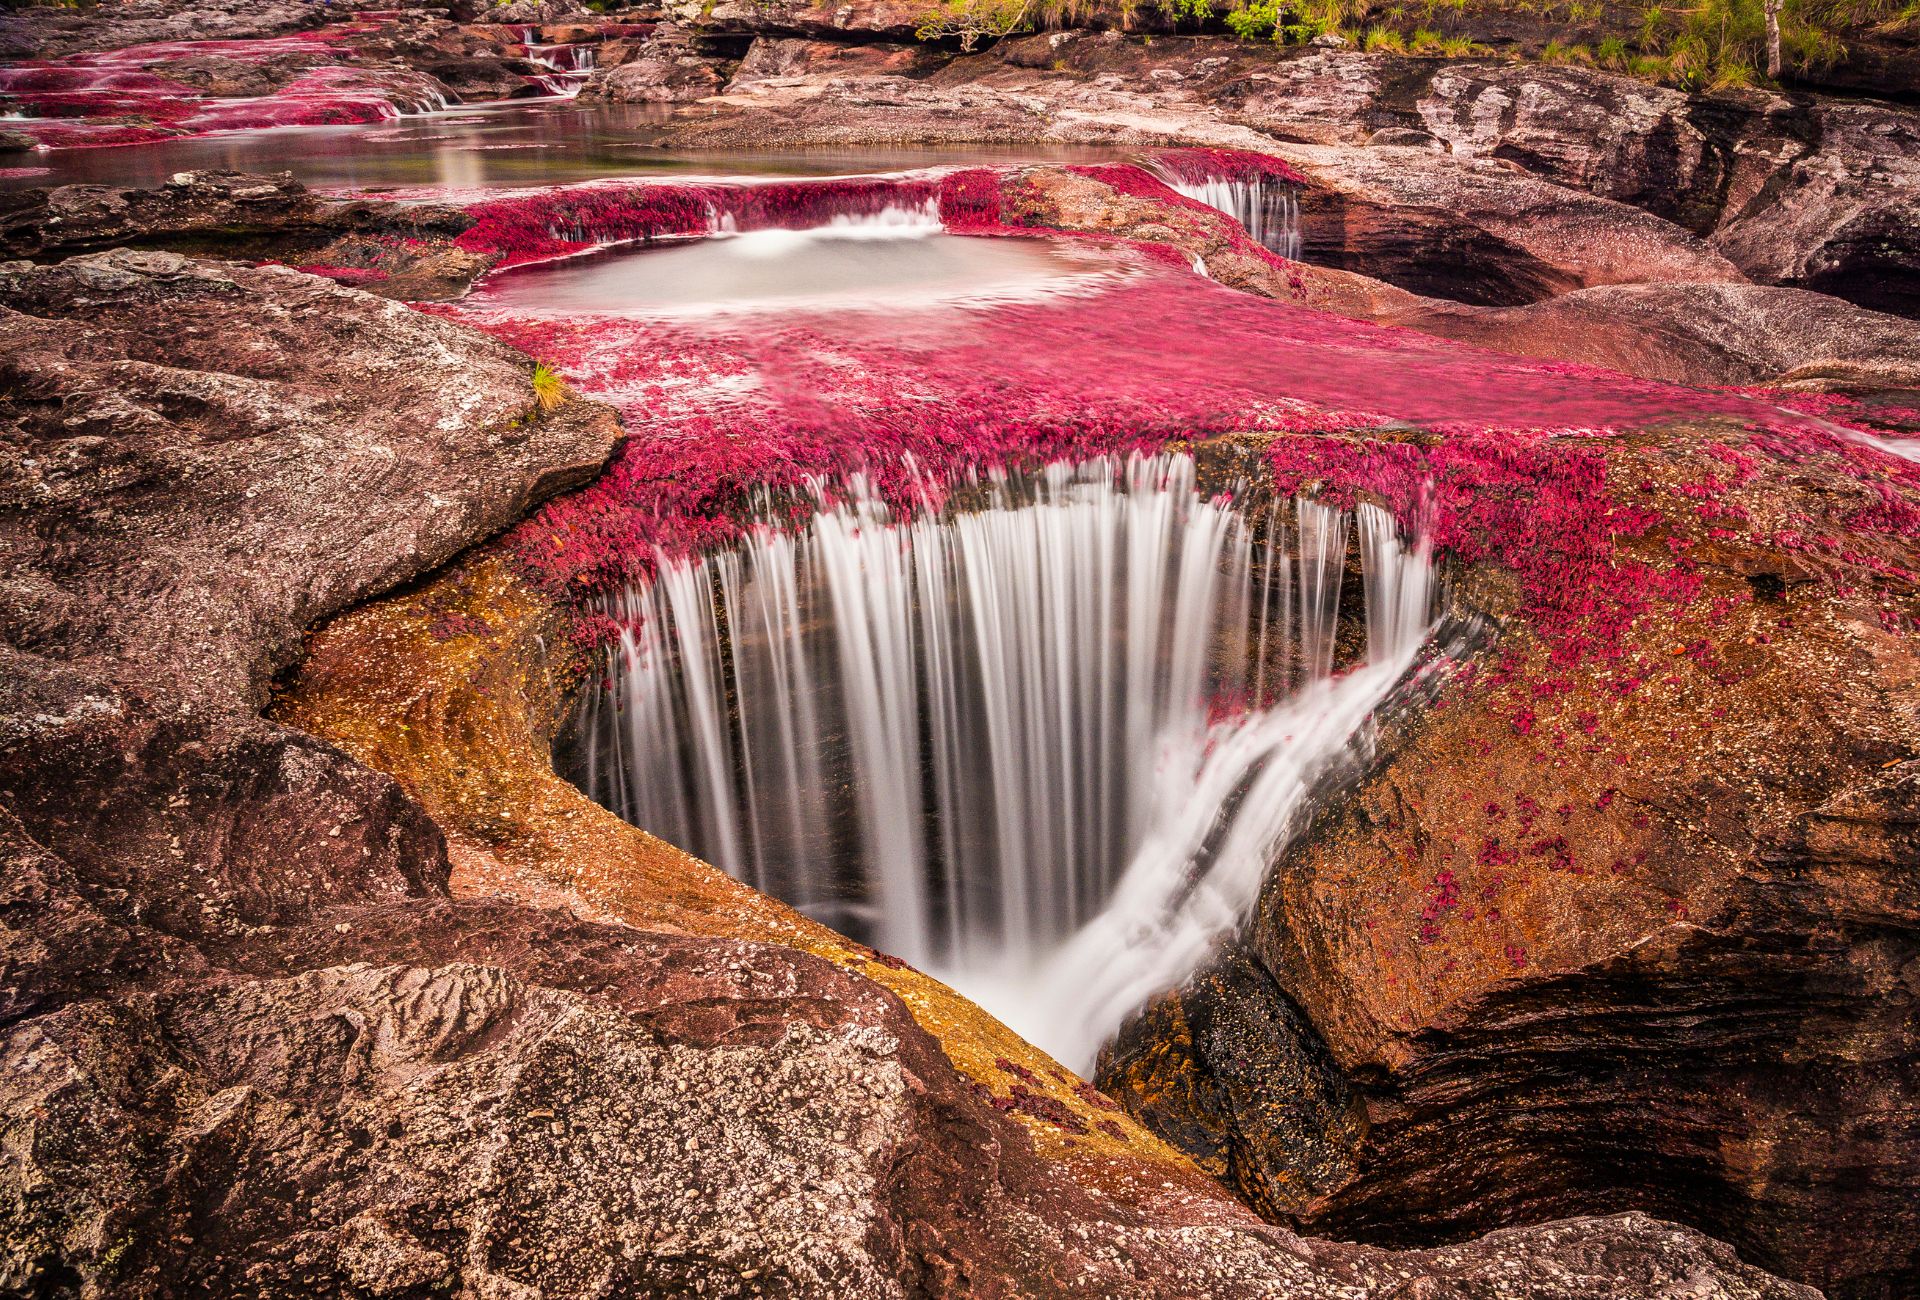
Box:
574, 453, 1434, 1068
1147, 168, 1302, 260
705, 197, 943, 239
523, 40, 595, 98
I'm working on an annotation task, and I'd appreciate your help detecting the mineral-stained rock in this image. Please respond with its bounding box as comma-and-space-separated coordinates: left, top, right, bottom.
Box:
1101, 421, 1920, 1299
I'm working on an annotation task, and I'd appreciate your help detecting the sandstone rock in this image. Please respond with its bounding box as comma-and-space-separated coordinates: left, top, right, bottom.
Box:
585, 48, 729, 102
1368, 280, 1920, 390
1101, 425, 1920, 1299
728, 35, 937, 86
0, 249, 617, 720
1286, 141, 1746, 305
1710, 100, 1920, 319
667, 0, 926, 39
0, 0, 324, 60
1411, 63, 1920, 316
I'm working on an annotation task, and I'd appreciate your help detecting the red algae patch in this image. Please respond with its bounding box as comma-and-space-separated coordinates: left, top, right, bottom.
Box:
421, 166, 1920, 694
0, 26, 448, 149
431, 266, 1854, 602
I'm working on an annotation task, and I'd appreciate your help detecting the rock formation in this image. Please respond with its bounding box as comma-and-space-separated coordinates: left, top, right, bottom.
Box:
1, 242, 1832, 1299
4, 0, 1920, 1290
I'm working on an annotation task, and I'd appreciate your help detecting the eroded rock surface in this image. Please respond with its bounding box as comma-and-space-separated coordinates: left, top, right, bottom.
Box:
1101, 421, 1920, 1299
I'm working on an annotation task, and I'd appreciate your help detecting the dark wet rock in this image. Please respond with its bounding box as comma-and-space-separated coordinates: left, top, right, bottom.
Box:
411, 54, 548, 101
1101, 440, 1920, 1300
1287, 142, 1745, 306
0, 170, 472, 265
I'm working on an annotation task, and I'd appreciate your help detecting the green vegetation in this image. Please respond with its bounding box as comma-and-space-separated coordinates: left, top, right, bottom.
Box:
905, 0, 1913, 89
531, 363, 569, 414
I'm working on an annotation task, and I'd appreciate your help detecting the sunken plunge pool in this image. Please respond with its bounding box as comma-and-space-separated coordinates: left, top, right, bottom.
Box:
560, 452, 1437, 1069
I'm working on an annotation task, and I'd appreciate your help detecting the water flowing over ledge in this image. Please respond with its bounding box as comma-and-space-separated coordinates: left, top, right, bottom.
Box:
566, 453, 1436, 1067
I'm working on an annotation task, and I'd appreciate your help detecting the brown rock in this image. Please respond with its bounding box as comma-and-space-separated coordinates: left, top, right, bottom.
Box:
1102, 427, 1920, 1299
0, 170, 473, 263
1286, 141, 1747, 305
1369, 280, 1920, 390
0, 229, 1816, 1300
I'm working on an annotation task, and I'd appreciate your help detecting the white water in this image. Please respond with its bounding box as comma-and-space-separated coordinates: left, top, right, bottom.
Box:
524, 39, 596, 98
705, 197, 944, 239
575, 453, 1433, 1068
1151, 171, 1303, 261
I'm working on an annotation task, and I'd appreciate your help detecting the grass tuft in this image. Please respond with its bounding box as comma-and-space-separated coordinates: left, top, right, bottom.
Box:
532, 362, 569, 414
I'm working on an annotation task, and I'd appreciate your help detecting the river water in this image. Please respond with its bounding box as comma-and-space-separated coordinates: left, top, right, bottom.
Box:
0, 98, 1126, 193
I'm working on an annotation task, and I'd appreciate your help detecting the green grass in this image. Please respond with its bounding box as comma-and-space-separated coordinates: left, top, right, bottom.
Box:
531, 363, 568, 414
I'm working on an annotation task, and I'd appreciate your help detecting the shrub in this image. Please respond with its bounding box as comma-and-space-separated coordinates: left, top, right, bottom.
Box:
915, 0, 1035, 49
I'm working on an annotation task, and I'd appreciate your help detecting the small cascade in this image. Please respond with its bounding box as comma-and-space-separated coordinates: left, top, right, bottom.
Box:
522, 37, 596, 98
571, 453, 1434, 1067
704, 196, 943, 239
1145, 161, 1303, 260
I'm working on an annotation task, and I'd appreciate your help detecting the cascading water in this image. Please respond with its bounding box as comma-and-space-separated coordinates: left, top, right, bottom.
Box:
523, 37, 596, 98
569, 453, 1434, 1068
1147, 167, 1303, 261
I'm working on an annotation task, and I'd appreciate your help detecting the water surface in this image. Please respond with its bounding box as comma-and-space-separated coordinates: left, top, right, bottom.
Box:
0, 99, 1128, 193
466, 221, 1120, 317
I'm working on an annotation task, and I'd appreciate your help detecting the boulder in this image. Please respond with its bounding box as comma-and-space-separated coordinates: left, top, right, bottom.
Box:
665, 0, 927, 39
0, 170, 476, 273
1368, 280, 1920, 390
728, 35, 937, 86
1411, 63, 1920, 316
581, 25, 731, 103
1710, 100, 1920, 319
